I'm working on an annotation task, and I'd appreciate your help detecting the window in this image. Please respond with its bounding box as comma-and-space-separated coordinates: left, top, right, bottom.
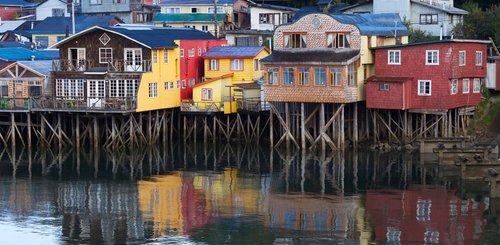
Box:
188, 48, 195, 57
202, 25, 209, 32
166, 8, 180, 13
298, 68, 310, 85
327, 33, 351, 48
109, 79, 138, 97
420, 14, 438, 24
188, 79, 195, 87
191, 8, 198, 13
473, 78, 481, 93
99, 33, 110, 45
113, 0, 125, 3
459, 51, 466, 66
148, 83, 158, 98
462, 79, 469, 93
268, 68, 279, 85
209, 59, 219, 70
426, 50, 439, 65
170, 81, 174, 89
201, 88, 213, 100
330, 68, 342, 86
198, 48, 202, 56
181, 80, 186, 88
56, 36, 65, 42
0, 81, 7, 96
388, 50, 400, 64
314, 67, 326, 86
208, 7, 223, 13
283, 13, 294, 23
230, 59, 243, 70
379, 83, 389, 91
283, 67, 294, 86
254, 59, 259, 71
450, 79, 457, 94
348, 63, 357, 86
99, 48, 113, 63
284, 33, 306, 48
164, 49, 168, 63
259, 13, 279, 24
152, 50, 158, 64
418, 80, 431, 96
52, 8, 65, 17
180, 49, 184, 57
176, 81, 180, 88
55, 79, 84, 98
164, 82, 169, 90
34, 36, 48, 48
476, 51, 482, 66
90, 0, 102, 4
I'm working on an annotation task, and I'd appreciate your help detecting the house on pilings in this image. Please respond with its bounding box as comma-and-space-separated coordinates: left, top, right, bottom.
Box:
367, 39, 489, 143
261, 12, 408, 150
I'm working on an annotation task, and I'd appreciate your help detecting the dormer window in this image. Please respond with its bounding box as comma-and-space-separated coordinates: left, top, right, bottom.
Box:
284, 33, 306, 48
327, 33, 350, 48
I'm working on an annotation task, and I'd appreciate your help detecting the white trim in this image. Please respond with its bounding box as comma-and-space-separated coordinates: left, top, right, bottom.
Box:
473, 78, 481, 93
450, 79, 457, 95
459, 50, 466, 66
425, 50, 439, 65
475, 51, 482, 66
418, 80, 431, 96
388, 50, 401, 65
462, 78, 470, 93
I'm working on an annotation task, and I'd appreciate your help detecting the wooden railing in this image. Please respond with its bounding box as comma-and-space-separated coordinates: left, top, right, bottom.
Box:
180, 101, 223, 112
0, 96, 137, 111
52, 59, 152, 72
237, 98, 270, 112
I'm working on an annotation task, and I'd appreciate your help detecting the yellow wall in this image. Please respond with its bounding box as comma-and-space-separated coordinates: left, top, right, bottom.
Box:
136, 47, 180, 112
33, 34, 66, 47
205, 49, 270, 83
192, 76, 236, 113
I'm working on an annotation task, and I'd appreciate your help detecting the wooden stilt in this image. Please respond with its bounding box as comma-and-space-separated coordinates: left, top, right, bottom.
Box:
353, 103, 358, 148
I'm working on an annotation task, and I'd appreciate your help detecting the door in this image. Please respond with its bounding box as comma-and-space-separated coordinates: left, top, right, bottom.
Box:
14, 81, 24, 108
124, 48, 143, 72
87, 80, 105, 108
68, 48, 86, 71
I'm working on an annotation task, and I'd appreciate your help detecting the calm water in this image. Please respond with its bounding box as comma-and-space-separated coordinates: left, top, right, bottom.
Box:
0, 143, 498, 244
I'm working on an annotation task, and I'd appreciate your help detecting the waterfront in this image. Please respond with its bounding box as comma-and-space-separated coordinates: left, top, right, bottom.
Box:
0, 143, 497, 244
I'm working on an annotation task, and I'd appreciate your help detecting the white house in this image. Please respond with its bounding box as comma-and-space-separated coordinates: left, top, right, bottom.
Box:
36, 0, 69, 21
341, 0, 467, 37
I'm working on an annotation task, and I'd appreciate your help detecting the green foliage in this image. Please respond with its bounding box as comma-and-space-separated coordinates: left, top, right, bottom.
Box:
452, 1, 500, 46
402, 20, 436, 43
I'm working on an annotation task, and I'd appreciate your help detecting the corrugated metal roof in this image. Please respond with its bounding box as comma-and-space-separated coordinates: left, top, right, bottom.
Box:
30, 16, 122, 34
159, 0, 235, 5
0, 47, 54, 61
261, 48, 360, 64
0, 21, 26, 33
251, 3, 299, 12
331, 13, 408, 36
410, 0, 468, 15
17, 60, 53, 76
0, 0, 37, 6
153, 13, 226, 22
204, 46, 266, 58
53, 25, 218, 49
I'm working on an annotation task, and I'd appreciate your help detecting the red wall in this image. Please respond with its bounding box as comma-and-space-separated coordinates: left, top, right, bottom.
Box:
179, 39, 227, 101
371, 42, 487, 110
496, 60, 500, 91
367, 80, 411, 109
0, 6, 22, 20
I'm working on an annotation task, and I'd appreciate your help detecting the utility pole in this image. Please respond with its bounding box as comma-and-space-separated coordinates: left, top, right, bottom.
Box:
213, 0, 218, 38
71, 0, 75, 34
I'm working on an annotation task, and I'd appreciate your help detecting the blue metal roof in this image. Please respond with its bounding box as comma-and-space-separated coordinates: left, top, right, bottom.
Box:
30, 16, 122, 35
17, 60, 53, 76
0, 47, 54, 61
54, 25, 218, 49
159, 0, 235, 5
204, 46, 266, 58
153, 13, 226, 22
332, 13, 408, 36
0, 0, 36, 6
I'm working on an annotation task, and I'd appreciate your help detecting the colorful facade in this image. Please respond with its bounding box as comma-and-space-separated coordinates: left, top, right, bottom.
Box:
261, 13, 409, 103
367, 40, 488, 111
186, 46, 270, 113
50, 25, 219, 112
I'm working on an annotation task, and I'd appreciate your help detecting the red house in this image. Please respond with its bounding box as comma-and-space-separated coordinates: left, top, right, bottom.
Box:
366, 186, 485, 244
367, 40, 489, 111
0, 0, 34, 20
178, 39, 227, 101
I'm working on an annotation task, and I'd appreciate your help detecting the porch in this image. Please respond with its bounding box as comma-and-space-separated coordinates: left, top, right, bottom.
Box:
52, 59, 152, 73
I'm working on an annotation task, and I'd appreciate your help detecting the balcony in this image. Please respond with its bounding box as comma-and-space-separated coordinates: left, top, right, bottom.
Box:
237, 98, 270, 112
52, 59, 152, 73
180, 101, 224, 114
0, 96, 139, 112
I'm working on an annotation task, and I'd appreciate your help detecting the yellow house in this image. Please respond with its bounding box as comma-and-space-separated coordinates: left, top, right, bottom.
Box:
187, 46, 270, 114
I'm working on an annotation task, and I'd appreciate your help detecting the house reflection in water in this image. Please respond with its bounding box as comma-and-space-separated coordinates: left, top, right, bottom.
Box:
366, 186, 485, 244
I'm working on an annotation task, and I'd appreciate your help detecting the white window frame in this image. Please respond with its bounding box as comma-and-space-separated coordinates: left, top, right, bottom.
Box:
201, 88, 213, 101
418, 80, 431, 96
462, 78, 469, 94
152, 50, 158, 64
188, 48, 195, 57
388, 50, 400, 65
473, 78, 481, 93
426, 50, 439, 65
230, 59, 243, 71
148, 82, 158, 98
180, 49, 184, 58
209, 59, 218, 70
163, 49, 168, 64
459, 51, 466, 66
450, 79, 457, 95
98, 48, 112, 64
198, 48, 202, 56
475, 51, 482, 66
